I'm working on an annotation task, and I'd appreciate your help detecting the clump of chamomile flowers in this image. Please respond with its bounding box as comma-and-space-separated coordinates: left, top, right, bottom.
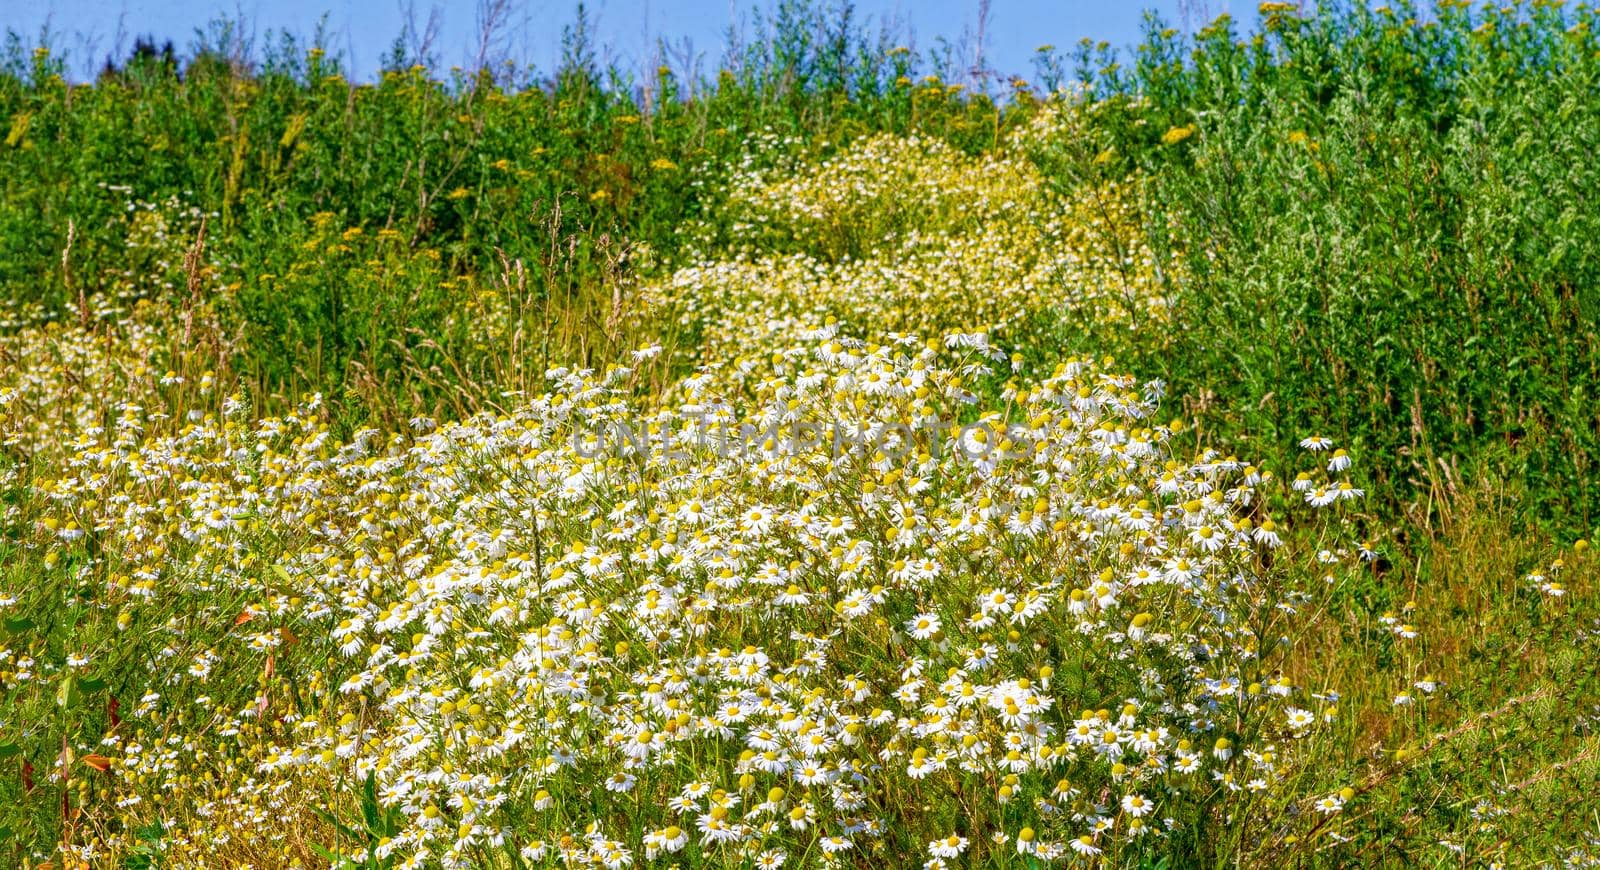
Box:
649, 106, 1172, 393
10, 314, 1376, 867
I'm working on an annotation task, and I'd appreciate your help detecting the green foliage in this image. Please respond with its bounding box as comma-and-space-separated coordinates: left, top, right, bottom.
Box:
1041, 0, 1600, 532
4, 2, 1600, 865
0, 4, 1005, 425
311, 773, 406, 870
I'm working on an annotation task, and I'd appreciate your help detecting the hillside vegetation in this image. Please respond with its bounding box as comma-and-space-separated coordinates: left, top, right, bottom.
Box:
1, 2, 1598, 867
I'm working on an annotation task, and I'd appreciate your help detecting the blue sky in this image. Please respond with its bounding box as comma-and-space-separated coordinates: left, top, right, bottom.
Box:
6, 0, 1259, 83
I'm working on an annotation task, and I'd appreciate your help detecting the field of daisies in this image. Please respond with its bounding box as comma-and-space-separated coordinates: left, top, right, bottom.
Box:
3, 2, 1600, 868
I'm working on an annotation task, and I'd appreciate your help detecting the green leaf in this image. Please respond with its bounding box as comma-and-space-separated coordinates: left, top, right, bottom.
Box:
311, 805, 362, 841
80, 676, 108, 693
57, 673, 81, 709
362, 770, 381, 838
0, 743, 19, 758
3, 616, 33, 633
307, 843, 344, 864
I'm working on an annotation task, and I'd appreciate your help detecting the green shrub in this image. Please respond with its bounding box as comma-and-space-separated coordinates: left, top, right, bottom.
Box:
1038, 1, 1600, 532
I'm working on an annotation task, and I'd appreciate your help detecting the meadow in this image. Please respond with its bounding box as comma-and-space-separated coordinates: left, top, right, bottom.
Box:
1, 1, 1598, 867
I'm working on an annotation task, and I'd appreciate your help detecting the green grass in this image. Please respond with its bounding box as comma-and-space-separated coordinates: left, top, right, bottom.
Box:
1, 2, 1006, 426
